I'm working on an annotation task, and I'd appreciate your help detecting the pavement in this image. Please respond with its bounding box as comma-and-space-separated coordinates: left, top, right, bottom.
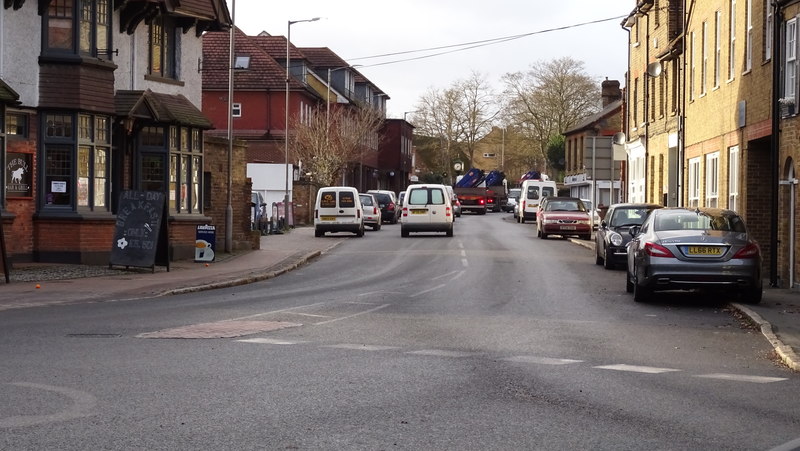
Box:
0, 226, 798, 372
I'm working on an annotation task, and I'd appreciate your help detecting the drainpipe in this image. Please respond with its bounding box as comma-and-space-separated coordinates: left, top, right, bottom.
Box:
621, 18, 632, 202
770, 1, 783, 287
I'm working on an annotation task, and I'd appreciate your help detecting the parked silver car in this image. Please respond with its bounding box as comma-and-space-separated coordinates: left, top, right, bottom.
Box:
625, 207, 762, 304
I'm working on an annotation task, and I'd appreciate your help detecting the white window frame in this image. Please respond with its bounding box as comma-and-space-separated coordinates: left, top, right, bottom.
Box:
232, 102, 242, 118
705, 152, 720, 208
702, 21, 708, 95
688, 157, 701, 207
715, 10, 722, 88
690, 31, 696, 100
766, 0, 774, 60
745, 0, 753, 71
729, 0, 737, 80
728, 145, 739, 211
786, 18, 798, 101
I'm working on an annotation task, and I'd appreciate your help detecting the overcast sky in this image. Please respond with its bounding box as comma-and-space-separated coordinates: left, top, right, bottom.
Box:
226, 1, 634, 119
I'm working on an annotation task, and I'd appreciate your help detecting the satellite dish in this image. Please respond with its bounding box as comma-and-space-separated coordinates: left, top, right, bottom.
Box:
612, 132, 626, 145
647, 61, 663, 78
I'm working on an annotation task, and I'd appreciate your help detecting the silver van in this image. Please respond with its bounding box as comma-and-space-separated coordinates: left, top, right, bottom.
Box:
400, 184, 454, 237
314, 186, 364, 237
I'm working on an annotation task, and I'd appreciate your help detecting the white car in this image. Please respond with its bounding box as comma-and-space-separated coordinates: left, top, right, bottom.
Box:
580, 198, 602, 229
400, 184, 454, 237
359, 193, 382, 231
314, 186, 364, 237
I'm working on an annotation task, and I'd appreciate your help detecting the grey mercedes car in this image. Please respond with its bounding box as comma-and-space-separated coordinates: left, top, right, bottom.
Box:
625, 207, 763, 304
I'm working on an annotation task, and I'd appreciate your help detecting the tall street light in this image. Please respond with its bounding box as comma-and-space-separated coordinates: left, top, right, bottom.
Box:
225, 0, 236, 252
285, 17, 319, 230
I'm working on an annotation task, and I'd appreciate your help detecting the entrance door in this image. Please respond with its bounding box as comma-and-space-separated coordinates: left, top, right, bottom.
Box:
139, 153, 167, 192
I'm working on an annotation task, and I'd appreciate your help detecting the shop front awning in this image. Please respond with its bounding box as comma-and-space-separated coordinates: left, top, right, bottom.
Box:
115, 89, 213, 130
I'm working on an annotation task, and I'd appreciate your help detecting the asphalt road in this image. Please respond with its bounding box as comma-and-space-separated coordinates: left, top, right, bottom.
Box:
1, 212, 798, 450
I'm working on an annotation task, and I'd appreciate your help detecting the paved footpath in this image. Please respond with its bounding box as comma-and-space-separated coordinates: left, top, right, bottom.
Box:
0, 227, 797, 371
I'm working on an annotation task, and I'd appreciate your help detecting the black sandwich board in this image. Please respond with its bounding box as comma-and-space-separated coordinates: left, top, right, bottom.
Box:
109, 190, 170, 273
0, 209, 8, 283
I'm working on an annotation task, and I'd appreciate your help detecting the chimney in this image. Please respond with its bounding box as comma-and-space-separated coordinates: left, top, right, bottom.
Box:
601, 78, 622, 107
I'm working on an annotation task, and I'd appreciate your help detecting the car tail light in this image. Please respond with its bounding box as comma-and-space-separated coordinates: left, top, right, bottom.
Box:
644, 242, 675, 258
733, 243, 761, 259
479, 199, 485, 205
446, 207, 452, 217
373, 207, 378, 215
402, 207, 408, 217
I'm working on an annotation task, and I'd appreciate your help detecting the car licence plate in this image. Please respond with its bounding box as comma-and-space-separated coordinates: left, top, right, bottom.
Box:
320, 216, 336, 221
560, 225, 576, 230
411, 209, 427, 214
687, 246, 723, 255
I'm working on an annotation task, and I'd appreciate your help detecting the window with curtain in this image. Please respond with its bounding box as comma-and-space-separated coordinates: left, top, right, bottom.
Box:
149, 15, 177, 79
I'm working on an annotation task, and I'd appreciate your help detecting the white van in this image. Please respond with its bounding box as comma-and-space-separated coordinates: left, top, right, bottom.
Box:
314, 186, 364, 237
518, 179, 557, 223
400, 184, 454, 237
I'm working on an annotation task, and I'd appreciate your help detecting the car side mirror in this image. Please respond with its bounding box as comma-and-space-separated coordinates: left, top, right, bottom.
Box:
600, 220, 607, 228
629, 225, 641, 237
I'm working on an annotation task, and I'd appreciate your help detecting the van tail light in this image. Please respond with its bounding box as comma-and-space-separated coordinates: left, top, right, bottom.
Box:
446, 207, 452, 217
733, 243, 761, 259
402, 207, 408, 217
357, 210, 361, 219
644, 242, 675, 258
522, 200, 526, 210
315, 209, 318, 219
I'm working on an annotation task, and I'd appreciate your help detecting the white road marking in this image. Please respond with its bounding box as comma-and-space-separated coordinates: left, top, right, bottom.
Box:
432, 270, 460, 281
460, 250, 467, 257
357, 290, 385, 297
313, 303, 391, 325
594, 364, 681, 374
461, 258, 469, 267
228, 302, 328, 321
452, 270, 466, 280
695, 373, 788, 383
0, 383, 97, 428
324, 344, 399, 351
505, 356, 583, 365
409, 284, 447, 298
406, 350, 477, 358
768, 436, 800, 451
237, 338, 305, 345
287, 312, 331, 318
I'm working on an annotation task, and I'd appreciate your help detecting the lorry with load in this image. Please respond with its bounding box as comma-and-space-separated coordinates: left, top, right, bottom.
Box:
454, 168, 508, 214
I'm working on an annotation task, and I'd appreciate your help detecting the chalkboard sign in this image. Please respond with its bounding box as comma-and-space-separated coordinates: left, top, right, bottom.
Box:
109, 190, 170, 272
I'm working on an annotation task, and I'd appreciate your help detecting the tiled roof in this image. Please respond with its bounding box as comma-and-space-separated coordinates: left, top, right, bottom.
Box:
251, 35, 306, 61
116, 89, 213, 129
564, 99, 623, 134
0, 78, 20, 104
202, 28, 305, 90
298, 47, 349, 69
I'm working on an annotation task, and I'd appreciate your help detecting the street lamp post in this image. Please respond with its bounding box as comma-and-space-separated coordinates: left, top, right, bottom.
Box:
285, 17, 319, 230
225, 0, 236, 252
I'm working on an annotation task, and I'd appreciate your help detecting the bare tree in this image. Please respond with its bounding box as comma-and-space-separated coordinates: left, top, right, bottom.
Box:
456, 71, 499, 168
502, 57, 599, 174
291, 104, 384, 186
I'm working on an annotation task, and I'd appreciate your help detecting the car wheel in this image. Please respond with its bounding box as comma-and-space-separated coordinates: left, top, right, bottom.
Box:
314, 229, 323, 237
446, 225, 454, 237
520, 216, 525, 223
603, 248, 614, 270
595, 248, 603, 265
401, 228, 409, 238
625, 268, 634, 293
356, 226, 364, 237
580, 234, 591, 241
539, 231, 548, 239
741, 283, 763, 304
537, 228, 542, 238
375, 223, 381, 231
633, 270, 650, 303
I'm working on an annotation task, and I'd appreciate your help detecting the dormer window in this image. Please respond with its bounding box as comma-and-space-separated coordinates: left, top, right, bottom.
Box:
234, 56, 250, 69
44, 0, 112, 59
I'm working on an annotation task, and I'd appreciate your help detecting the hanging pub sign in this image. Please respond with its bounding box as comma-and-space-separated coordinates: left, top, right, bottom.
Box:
6, 152, 32, 198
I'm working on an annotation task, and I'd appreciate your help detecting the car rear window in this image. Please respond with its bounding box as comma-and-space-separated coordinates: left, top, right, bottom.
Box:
655, 211, 746, 232
319, 191, 337, 208
359, 195, 374, 206
373, 193, 392, 204
339, 191, 356, 208
610, 207, 651, 227
408, 188, 445, 205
